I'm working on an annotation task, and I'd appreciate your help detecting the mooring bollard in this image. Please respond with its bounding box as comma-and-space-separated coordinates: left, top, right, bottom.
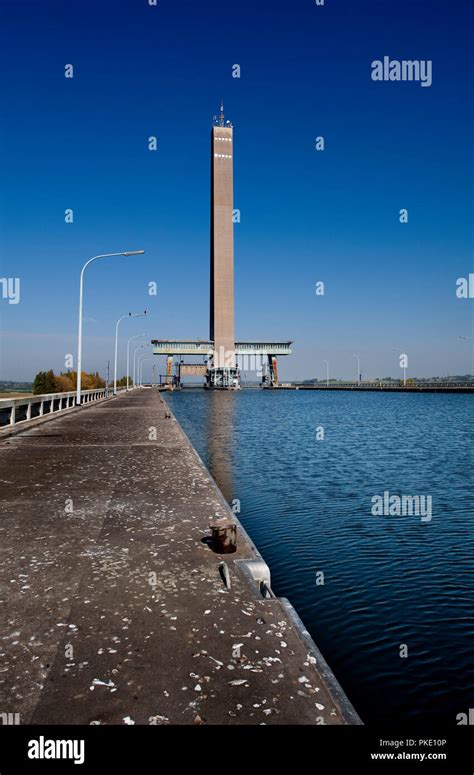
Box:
164, 410, 171, 419
209, 518, 237, 554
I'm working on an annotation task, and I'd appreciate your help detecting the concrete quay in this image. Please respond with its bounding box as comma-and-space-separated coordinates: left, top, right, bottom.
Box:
276, 384, 474, 393
0, 389, 360, 725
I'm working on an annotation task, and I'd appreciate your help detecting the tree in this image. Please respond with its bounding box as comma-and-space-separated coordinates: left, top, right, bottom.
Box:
116, 376, 133, 387
81, 371, 105, 389
32, 369, 105, 394
55, 373, 75, 392
33, 370, 56, 395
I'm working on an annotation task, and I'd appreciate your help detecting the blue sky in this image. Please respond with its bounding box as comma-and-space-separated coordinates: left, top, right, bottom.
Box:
0, 0, 472, 382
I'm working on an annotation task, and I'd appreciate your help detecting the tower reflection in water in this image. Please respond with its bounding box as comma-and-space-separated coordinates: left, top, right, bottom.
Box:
204, 390, 235, 505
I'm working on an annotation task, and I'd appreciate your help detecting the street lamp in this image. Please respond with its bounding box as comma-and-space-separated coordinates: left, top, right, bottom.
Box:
352, 354, 361, 384
76, 250, 145, 405
322, 359, 329, 387
134, 344, 150, 388
114, 310, 147, 395
127, 333, 146, 391
136, 350, 148, 387
143, 358, 155, 387
138, 355, 153, 387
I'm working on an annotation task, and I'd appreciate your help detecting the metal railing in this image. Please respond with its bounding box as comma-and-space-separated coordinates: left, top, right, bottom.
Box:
0, 388, 125, 429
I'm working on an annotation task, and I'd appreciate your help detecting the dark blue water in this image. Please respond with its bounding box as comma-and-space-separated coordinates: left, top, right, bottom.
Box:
165, 389, 473, 726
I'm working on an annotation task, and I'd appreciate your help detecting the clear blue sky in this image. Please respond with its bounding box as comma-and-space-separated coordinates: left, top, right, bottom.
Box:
0, 0, 472, 382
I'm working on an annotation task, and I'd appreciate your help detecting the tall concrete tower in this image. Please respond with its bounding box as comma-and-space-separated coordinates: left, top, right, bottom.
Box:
152, 105, 293, 385
208, 103, 239, 389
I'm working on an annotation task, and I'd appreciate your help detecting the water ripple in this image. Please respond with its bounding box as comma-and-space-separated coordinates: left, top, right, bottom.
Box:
166, 390, 474, 725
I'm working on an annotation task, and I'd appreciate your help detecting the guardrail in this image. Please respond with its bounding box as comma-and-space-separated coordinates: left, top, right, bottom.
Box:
0, 388, 125, 429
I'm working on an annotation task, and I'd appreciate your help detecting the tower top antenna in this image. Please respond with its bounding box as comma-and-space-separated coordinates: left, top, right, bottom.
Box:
213, 101, 231, 128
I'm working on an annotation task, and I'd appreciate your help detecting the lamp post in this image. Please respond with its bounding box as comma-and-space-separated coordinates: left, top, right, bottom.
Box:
322, 359, 329, 387
138, 356, 147, 387
140, 358, 154, 383
114, 310, 147, 395
76, 250, 145, 405
134, 344, 150, 388
352, 354, 361, 384
138, 355, 153, 387
127, 333, 146, 391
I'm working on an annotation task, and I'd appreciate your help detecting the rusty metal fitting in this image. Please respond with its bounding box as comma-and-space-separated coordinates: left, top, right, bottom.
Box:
209, 518, 237, 554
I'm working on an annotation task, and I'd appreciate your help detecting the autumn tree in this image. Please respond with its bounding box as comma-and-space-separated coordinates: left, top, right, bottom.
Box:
32, 370, 105, 394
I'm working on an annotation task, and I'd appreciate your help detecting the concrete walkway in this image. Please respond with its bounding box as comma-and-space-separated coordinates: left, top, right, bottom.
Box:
0, 389, 360, 725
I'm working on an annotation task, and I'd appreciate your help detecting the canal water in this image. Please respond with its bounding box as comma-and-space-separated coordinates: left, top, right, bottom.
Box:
164, 389, 473, 726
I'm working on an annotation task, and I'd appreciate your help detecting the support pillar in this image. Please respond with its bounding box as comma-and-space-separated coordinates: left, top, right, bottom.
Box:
268, 355, 279, 387
166, 356, 173, 386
